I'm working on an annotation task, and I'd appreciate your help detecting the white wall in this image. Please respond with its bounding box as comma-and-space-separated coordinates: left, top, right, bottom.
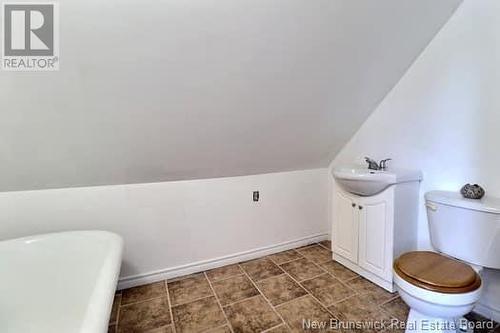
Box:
0, 169, 329, 287
330, 0, 500, 320
0, 0, 460, 192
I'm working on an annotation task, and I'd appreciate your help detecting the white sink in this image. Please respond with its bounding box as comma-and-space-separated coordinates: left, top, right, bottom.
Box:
332, 166, 422, 196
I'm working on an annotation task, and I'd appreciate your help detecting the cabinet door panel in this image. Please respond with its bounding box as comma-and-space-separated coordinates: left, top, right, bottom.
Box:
358, 200, 387, 278
333, 191, 358, 262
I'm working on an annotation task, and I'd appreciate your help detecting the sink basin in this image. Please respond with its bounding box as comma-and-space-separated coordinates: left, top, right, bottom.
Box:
332, 166, 422, 196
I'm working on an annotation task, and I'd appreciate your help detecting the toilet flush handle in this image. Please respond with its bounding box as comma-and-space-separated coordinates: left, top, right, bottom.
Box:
425, 202, 437, 211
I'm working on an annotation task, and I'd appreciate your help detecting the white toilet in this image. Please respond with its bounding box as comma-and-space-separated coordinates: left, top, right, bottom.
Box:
393, 190, 500, 333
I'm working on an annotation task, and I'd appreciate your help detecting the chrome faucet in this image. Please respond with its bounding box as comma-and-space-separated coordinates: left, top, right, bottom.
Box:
379, 158, 392, 170
364, 157, 392, 170
365, 157, 380, 170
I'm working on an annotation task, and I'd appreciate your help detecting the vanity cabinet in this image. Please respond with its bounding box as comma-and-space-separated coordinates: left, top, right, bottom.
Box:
334, 190, 359, 262
332, 183, 419, 292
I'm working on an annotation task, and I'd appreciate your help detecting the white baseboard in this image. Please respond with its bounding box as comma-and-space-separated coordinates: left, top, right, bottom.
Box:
474, 302, 500, 323
117, 233, 329, 290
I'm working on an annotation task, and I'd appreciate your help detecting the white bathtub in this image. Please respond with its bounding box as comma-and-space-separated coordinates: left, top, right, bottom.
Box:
0, 231, 123, 333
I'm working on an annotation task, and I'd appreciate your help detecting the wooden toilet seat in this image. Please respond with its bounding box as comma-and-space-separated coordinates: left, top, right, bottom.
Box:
394, 251, 481, 294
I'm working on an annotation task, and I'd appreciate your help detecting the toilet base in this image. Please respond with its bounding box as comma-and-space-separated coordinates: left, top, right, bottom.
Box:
404, 309, 472, 333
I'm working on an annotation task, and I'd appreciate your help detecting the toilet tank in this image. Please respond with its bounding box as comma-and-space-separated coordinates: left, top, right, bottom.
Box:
425, 191, 500, 269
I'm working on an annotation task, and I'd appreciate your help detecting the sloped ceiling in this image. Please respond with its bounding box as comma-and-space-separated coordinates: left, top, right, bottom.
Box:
0, 0, 461, 191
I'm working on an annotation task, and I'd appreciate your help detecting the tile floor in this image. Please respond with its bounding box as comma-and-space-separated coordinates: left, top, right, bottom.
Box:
109, 240, 500, 333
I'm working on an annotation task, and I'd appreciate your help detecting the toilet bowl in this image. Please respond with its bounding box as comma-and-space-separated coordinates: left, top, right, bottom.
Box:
393, 191, 500, 333
393, 251, 482, 333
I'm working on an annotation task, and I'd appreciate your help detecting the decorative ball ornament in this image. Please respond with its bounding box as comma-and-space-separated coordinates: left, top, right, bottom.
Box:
460, 184, 485, 200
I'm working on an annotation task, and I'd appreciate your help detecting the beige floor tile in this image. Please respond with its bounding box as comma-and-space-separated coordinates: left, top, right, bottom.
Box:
256, 274, 307, 306
224, 295, 282, 333
347, 277, 396, 304
148, 326, 174, 333
172, 296, 227, 333
301, 274, 354, 307
265, 325, 290, 333
267, 250, 303, 265
110, 294, 122, 324
464, 312, 499, 333
380, 297, 409, 322
276, 295, 334, 333
328, 294, 392, 331
118, 297, 171, 333
168, 273, 213, 306
206, 325, 232, 333
465, 312, 491, 323
240, 258, 284, 282
279, 258, 325, 282
206, 264, 243, 282
296, 245, 332, 264
111, 245, 415, 333
328, 294, 379, 320
121, 281, 167, 305
318, 241, 332, 250
212, 274, 260, 306
320, 261, 358, 282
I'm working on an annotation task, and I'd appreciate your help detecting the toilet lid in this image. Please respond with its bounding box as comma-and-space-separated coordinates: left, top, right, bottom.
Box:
394, 251, 481, 293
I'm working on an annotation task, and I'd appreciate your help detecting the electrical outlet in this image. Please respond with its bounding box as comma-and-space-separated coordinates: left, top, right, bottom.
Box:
253, 191, 259, 202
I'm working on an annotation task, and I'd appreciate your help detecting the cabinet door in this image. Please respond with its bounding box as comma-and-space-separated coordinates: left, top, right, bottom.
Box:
358, 199, 390, 279
333, 190, 358, 263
